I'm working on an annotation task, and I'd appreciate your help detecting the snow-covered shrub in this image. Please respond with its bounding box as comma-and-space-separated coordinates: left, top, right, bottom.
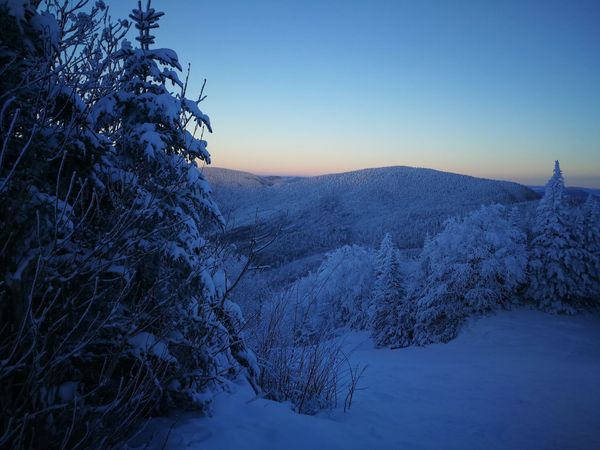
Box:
527, 161, 588, 313
239, 245, 373, 414
370, 234, 414, 348
0, 2, 254, 448
252, 291, 364, 415
413, 204, 528, 344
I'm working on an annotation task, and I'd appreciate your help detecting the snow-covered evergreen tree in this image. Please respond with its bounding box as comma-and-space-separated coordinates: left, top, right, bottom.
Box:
0, 3, 130, 447
92, 0, 260, 407
527, 161, 585, 312
509, 205, 522, 230
272, 244, 375, 341
578, 194, 600, 303
368, 232, 394, 323
0, 2, 256, 447
370, 234, 413, 348
314, 245, 376, 330
413, 204, 528, 344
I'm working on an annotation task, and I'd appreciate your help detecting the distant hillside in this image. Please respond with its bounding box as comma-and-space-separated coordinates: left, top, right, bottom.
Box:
205, 166, 539, 268
203, 167, 303, 188
528, 185, 600, 200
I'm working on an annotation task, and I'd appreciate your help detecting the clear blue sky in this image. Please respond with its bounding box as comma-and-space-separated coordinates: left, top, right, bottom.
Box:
107, 0, 600, 187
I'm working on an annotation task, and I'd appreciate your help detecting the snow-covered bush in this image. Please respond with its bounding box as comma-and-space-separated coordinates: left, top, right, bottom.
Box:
413, 204, 528, 344
0, 2, 255, 448
240, 245, 373, 413
252, 291, 365, 414
527, 161, 588, 313
370, 234, 414, 348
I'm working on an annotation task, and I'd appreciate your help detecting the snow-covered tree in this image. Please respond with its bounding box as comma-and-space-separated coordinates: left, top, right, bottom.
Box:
509, 205, 523, 230
370, 234, 413, 348
314, 245, 376, 329
527, 161, 585, 312
369, 233, 394, 321
273, 245, 375, 340
93, 0, 260, 407
0, 2, 256, 447
0, 3, 130, 447
413, 204, 528, 344
578, 194, 600, 303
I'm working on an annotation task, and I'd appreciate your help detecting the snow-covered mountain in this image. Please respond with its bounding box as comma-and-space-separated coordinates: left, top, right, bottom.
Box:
205, 166, 538, 268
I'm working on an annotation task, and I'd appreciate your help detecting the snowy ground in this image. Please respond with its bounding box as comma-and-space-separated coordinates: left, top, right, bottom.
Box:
134, 309, 600, 450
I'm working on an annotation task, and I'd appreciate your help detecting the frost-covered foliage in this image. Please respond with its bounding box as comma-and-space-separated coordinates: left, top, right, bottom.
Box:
252, 295, 355, 415
91, 0, 259, 404
366, 164, 598, 349
578, 195, 600, 303
527, 161, 587, 313
412, 204, 528, 345
0, 1, 254, 448
279, 245, 375, 337
251, 288, 366, 415
235, 245, 373, 413
370, 234, 413, 348
224, 162, 596, 357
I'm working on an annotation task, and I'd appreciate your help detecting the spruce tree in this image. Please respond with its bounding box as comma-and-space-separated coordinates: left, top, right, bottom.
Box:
368, 233, 394, 324
92, 0, 260, 406
528, 161, 583, 312
579, 195, 600, 303
371, 234, 412, 347
0, 2, 257, 447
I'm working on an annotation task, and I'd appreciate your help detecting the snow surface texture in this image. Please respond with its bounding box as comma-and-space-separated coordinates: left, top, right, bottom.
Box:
133, 309, 600, 450
205, 166, 538, 276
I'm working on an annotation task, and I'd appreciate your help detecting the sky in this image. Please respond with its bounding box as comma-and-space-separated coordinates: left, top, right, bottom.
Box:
107, 0, 600, 187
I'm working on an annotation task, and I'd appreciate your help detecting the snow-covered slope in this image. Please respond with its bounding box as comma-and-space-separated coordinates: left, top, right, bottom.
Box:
204, 167, 303, 188
134, 309, 600, 450
205, 166, 538, 266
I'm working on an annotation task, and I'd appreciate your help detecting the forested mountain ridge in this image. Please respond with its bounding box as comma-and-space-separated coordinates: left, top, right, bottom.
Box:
205, 166, 539, 266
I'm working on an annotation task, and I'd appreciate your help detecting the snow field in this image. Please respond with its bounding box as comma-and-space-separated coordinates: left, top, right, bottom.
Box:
136, 309, 600, 450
